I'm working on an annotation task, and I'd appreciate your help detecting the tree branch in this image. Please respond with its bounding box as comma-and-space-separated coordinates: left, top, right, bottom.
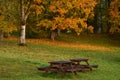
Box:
24, 0, 32, 20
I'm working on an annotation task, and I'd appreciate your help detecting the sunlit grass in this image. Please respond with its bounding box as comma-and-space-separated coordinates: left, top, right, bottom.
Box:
27, 38, 110, 51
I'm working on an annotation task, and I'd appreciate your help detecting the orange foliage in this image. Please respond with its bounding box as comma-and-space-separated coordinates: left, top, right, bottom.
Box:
24, 0, 43, 15
109, 0, 120, 33
34, 0, 42, 3
38, 0, 97, 35
31, 4, 43, 15
88, 26, 94, 33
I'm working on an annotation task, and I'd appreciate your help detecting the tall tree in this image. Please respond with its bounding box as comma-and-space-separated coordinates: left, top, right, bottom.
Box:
0, 0, 18, 41
19, 0, 43, 45
37, 0, 97, 40
109, 0, 120, 34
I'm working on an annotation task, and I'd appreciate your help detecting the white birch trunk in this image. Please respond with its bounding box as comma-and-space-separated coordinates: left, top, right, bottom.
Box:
19, 0, 26, 45
19, 0, 30, 45
20, 25, 26, 44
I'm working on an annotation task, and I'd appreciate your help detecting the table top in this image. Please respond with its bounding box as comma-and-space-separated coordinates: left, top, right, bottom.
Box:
49, 60, 72, 64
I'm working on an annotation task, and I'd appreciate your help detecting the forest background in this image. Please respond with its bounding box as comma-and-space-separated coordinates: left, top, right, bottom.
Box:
0, 0, 120, 44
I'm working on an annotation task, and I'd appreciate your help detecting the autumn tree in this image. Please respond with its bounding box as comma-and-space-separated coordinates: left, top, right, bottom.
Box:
109, 0, 120, 34
37, 0, 97, 40
19, 0, 43, 45
0, 0, 17, 41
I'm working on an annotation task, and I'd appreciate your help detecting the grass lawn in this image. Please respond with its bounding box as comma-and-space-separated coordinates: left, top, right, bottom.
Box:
0, 34, 120, 80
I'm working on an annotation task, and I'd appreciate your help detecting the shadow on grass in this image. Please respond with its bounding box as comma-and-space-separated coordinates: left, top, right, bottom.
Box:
37, 71, 79, 80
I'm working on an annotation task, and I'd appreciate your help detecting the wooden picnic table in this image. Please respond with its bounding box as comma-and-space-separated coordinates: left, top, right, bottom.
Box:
48, 60, 78, 75
38, 58, 98, 76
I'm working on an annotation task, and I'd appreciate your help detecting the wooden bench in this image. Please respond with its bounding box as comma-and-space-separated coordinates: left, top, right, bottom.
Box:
37, 66, 59, 73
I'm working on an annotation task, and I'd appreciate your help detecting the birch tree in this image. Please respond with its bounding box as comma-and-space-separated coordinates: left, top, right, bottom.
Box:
19, 0, 43, 45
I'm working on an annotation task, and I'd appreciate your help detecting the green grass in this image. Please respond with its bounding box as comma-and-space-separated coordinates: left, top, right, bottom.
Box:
0, 34, 120, 80
58, 33, 120, 47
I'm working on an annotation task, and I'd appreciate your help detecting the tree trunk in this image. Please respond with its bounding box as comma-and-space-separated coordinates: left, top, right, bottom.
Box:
19, 0, 26, 46
50, 28, 61, 40
20, 24, 26, 45
98, 26, 102, 34
57, 28, 61, 36
0, 31, 3, 41
50, 30, 56, 40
